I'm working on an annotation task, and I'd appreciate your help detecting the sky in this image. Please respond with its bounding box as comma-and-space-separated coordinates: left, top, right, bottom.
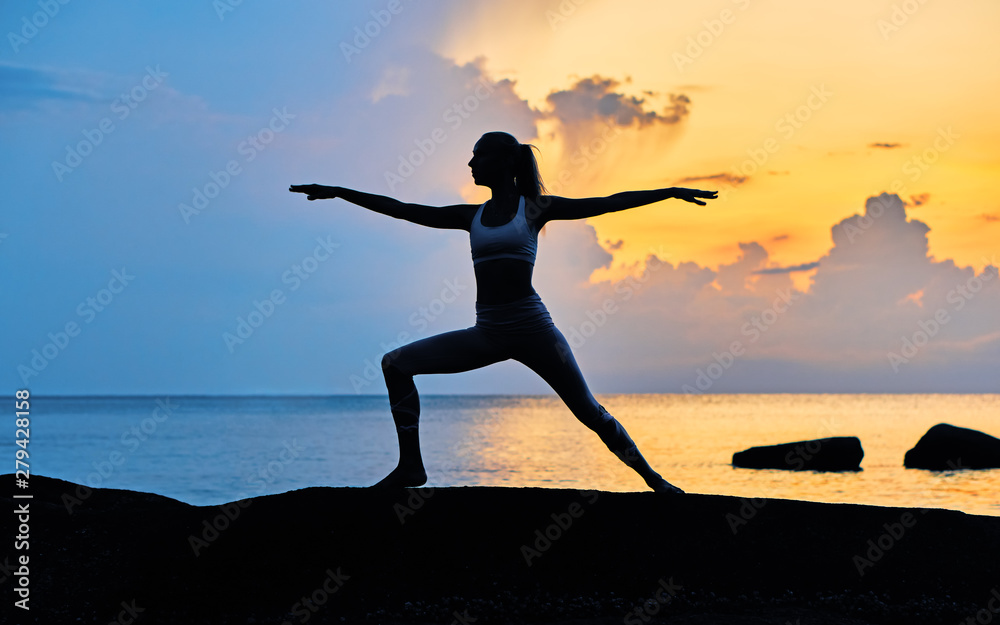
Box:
1, 0, 998, 395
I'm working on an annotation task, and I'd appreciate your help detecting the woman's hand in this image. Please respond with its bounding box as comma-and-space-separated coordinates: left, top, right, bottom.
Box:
670, 187, 718, 206
289, 184, 338, 201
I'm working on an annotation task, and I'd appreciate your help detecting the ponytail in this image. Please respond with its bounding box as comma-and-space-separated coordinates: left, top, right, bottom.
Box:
515, 143, 547, 200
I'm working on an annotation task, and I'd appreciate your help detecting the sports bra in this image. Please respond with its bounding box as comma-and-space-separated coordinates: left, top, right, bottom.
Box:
469, 195, 539, 266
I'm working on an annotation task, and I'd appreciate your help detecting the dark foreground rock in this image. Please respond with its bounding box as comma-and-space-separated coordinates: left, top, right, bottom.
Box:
904, 423, 1000, 470
3, 474, 998, 625
732, 436, 864, 471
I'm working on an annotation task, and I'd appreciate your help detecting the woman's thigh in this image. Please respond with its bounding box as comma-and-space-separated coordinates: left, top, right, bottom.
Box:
384, 327, 510, 377
509, 326, 602, 421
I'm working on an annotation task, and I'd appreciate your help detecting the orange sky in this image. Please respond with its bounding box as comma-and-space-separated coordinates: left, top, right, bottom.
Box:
438, 0, 1000, 287
6, 1, 997, 395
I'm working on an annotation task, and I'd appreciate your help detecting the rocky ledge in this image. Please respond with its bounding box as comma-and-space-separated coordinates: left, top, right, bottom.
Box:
3, 474, 998, 624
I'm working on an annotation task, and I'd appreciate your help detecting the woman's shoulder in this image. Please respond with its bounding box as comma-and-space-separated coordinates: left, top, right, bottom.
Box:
522, 194, 554, 228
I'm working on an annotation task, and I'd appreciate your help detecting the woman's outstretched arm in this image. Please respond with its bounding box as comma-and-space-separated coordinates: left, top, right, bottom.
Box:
289, 184, 475, 230
536, 187, 717, 224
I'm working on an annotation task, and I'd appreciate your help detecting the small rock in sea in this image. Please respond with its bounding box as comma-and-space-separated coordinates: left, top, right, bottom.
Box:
904, 423, 1000, 469
732, 436, 864, 471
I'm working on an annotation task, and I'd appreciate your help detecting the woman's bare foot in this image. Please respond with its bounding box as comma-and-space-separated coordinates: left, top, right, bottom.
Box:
371, 464, 427, 489
648, 475, 684, 495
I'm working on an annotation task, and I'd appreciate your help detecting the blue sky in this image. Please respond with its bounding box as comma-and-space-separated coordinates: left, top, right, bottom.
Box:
3, 1, 998, 395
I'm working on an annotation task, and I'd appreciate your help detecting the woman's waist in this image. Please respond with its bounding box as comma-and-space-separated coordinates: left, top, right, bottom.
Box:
475, 289, 543, 312
475, 275, 537, 306
474, 291, 554, 333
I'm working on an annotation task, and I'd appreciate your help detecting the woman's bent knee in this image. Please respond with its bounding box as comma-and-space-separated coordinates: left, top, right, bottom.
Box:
381, 350, 408, 378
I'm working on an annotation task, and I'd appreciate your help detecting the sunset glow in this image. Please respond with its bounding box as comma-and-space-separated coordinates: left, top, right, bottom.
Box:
2, 1, 997, 394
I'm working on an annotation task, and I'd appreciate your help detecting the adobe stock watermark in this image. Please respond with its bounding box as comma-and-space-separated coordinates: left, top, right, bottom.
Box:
876, 0, 931, 40
887, 260, 997, 372
392, 409, 512, 520
520, 489, 600, 567
852, 508, 929, 577
507, 118, 629, 242
545, 0, 589, 30
392, 408, 508, 523
340, 0, 410, 62
223, 235, 339, 353
447, 609, 478, 625
841, 127, 959, 244
393, 486, 436, 524
51, 65, 169, 182
280, 567, 351, 625
245, 439, 306, 493
188, 438, 304, 556
555, 246, 670, 363
349, 276, 468, 392
384, 78, 497, 191
714, 84, 832, 200
538, 121, 624, 199
179, 106, 296, 223
682, 287, 799, 394
105, 598, 144, 625
18, 267, 135, 385
7, 0, 72, 53
726, 416, 842, 534
515, 119, 627, 233
623, 577, 683, 624
213, 0, 248, 21
61, 397, 177, 514
395, 410, 512, 524
456, 407, 507, 451
672, 0, 753, 71
960, 587, 1000, 625
0, 556, 21, 587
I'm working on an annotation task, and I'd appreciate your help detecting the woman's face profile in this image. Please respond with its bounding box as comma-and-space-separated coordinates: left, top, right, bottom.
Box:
468, 136, 506, 186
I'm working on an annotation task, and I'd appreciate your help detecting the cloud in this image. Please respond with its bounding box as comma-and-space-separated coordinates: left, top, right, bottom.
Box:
480, 74, 700, 203
754, 262, 820, 275
677, 172, 747, 186
981, 213, 1000, 223
714, 242, 769, 292
0, 62, 106, 109
541, 193, 999, 391
905, 193, 930, 207
331, 51, 541, 198
370, 66, 411, 102
801, 193, 942, 338
545, 76, 689, 127
0, 61, 220, 129
869, 142, 903, 149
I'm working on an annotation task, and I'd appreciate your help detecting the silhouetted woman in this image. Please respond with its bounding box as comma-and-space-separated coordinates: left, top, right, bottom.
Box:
290, 131, 716, 493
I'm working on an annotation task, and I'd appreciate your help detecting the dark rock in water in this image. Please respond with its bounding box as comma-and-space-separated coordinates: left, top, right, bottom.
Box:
904, 423, 1000, 470
732, 436, 864, 471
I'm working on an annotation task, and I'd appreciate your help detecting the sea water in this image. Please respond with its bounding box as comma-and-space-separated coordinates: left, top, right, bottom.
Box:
17, 394, 1000, 516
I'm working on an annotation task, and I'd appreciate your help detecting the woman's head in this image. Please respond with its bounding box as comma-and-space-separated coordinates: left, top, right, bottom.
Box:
469, 132, 546, 199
